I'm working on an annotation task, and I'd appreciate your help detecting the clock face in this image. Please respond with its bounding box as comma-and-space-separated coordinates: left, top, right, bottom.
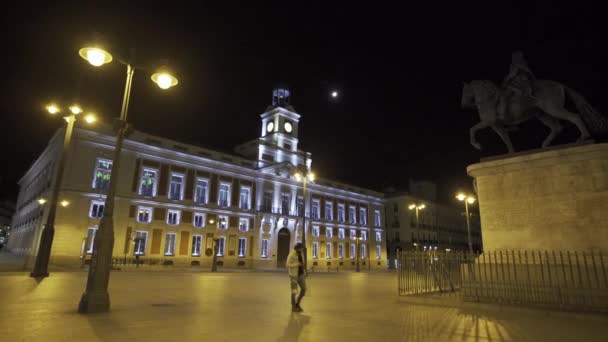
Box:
266, 122, 274, 133
284, 122, 293, 133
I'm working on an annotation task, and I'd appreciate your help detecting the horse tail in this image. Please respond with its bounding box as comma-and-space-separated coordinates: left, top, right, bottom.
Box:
564, 86, 608, 136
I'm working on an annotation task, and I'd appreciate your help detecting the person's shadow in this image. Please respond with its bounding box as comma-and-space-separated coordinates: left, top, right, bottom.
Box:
277, 313, 310, 342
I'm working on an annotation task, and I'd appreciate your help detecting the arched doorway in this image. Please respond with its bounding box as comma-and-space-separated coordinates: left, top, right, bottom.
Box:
276, 228, 291, 268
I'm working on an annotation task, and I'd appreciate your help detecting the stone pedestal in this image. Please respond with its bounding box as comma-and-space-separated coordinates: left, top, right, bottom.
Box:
467, 143, 608, 251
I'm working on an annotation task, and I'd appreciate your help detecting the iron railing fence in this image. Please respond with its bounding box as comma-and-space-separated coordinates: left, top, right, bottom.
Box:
398, 250, 608, 313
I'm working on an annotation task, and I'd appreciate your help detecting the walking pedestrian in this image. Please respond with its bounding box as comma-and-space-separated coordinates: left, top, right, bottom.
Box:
286, 242, 307, 312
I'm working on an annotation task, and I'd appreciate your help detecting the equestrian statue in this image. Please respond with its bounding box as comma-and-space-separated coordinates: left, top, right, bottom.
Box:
461, 51, 608, 153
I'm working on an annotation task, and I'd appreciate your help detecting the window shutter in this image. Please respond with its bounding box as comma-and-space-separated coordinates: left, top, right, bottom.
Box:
124, 226, 132, 254
181, 210, 193, 224
185, 169, 195, 200
151, 229, 163, 254
158, 164, 169, 196
179, 231, 190, 255
129, 205, 136, 218
131, 158, 141, 192
153, 208, 166, 221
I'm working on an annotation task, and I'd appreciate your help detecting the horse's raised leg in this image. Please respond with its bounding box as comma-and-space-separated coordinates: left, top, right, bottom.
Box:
537, 113, 562, 148
491, 124, 515, 153
544, 107, 591, 143
470, 121, 489, 150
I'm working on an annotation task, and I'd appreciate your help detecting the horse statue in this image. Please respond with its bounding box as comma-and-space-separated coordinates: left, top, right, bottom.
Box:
461, 79, 608, 153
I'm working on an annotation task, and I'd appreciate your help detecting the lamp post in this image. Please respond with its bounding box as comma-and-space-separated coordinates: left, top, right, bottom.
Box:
408, 203, 425, 250
77, 46, 178, 313
294, 169, 315, 271
456, 193, 476, 255
31, 104, 96, 277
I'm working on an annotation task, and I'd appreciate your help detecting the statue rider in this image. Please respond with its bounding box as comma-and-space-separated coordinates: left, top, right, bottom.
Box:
502, 50, 535, 97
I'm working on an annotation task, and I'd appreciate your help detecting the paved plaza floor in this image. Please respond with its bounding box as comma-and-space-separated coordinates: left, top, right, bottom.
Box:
1, 268, 607, 342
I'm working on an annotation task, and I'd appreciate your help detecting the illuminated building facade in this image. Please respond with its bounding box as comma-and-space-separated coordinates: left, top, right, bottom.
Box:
8, 89, 386, 270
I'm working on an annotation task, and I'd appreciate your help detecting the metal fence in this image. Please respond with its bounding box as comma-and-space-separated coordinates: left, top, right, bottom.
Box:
398, 250, 608, 313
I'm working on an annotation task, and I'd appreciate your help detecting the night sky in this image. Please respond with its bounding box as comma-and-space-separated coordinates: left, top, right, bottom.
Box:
2, 2, 607, 204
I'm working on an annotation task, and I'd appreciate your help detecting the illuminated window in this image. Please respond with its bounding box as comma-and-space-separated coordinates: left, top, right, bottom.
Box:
350, 243, 356, 259
374, 210, 381, 227
325, 202, 333, 220
85, 227, 97, 254
338, 204, 345, 223
312, 226, 320, 238
238, 237, 247, 257
164, 233, 176, 256
326, 228, 333, 238
89, 200, 105, 219
361, 231, 368, 241
281, 193, 290, 214
216, 237, 225, 256
326, 243, 332, 259
193, 213, 205, 228
194, 178, 208, 204
240, 187, 251, 210
239, 218, 249, 232
349, 206, 356, 224
192, 235, 203, 256
312, 242, 319, 259
139, 169, 157, 197
168, 174, 184, 200
167, 210, 180, 225
218, 215, 228, 230
312, 200, 320, 219
137, 207, 152, 223
296, 196, 304, 216
134, 231, 148, 255
338, 228, 345, 239
218, 183, 231, 207
350, 229, 356, 240
375, 231, 382, 242
92, 159, 112, 190
376, 245, 381, 259
359, 208, 367, 226
338, 243, 344, 259
361, 244, 367, 259
261, 239, 269, 258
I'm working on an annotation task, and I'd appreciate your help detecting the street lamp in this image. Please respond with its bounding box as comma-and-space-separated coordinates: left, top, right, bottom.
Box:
78, 45, 179, 314
30, 103, 96, 278
456, 192, 476, 254
294, 168, 315, 271
408, 203, 425, 250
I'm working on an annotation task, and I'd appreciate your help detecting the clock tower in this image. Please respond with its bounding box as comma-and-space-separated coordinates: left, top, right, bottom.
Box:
234, 87, 311, 170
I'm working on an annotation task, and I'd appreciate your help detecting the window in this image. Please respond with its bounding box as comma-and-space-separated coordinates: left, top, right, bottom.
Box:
164, 233, 176, 255
216, 237, 225, 256
139, 169, 157, 197
312, 200, 320, 219
218, 183, 231, 207
350, 243, 356, 259
325, 202, 333, 221
350, 229, 357, 240
92, 159, 112, 190
296, 196, 304, 216
361, 244, 367, 259
238, 237, 247, 257
374, 209, 381, 227
89, 200, 105, 218
326, 228, 333, 238
239, 218, 249, 232
193, 213, 205, 228
338, 228, 345, 239
192, 235, 203, 256
263, 191, 273, 211
376, 245, 382, 259
312, 226, 320, 238
137, 207, 152, 223
338, 243, 344, 259
240, 187, 251, 210
338, 204, 345, 223
168, 174, 184, 200
376, 231, 382, 242
349, 206, 356, 224
312, 242, 319, 259
218, 215, 228, 230
281, 193, 290, 214
326, 243, 332, 259
134, 231, 148, 255
85, 227, 97, 254
361, 230, 368, 241
167, 210, 180, 225
261, 239, 269, 258
194, 178, 208, 204
360, 208, 367, 226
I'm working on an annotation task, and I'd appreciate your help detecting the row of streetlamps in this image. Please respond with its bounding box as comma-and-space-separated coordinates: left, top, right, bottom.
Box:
30, 42, 179, 314
407, 192, 477, 254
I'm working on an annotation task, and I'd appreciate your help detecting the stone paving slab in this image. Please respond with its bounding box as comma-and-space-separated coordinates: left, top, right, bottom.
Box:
0, 271, 607, 342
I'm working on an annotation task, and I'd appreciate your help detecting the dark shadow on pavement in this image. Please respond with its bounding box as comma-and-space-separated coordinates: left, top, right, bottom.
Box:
277, 313, 310, 342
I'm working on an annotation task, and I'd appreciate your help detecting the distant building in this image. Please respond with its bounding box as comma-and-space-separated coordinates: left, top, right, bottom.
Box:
383, 183, 482, 267
8, 89, 386, 270
0, 201, 14, 244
